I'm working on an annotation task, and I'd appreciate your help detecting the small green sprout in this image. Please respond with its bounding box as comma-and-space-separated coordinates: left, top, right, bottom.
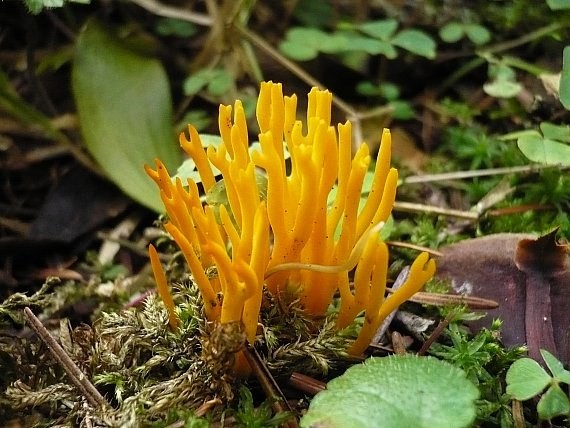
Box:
234, 386, 292, 428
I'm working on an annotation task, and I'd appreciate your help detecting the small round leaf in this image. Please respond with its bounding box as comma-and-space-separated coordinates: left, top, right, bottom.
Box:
465, 24, 491, 45
300, 355, 479, 428
483, 79, 522, 98
439, 23, 464, 43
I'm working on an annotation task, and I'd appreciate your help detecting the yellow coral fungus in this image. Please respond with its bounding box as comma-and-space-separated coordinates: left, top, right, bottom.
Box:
146, 81, 436, 354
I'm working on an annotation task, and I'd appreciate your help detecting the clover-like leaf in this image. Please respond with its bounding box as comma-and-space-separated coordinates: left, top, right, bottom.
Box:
506, 358, 552, 400
72, 20, 181, 212
300, 355, 479, 428
358, 19, 399, 40
540, 122, 570, 143
464, 24, 490, 45
391, 29, 436, 59
484, 64, 521, 98
537, 384, 570, 420
483, 79, 522, 98
541, 350, 570, 384
279, 27, 331, 61
517, 135, 570, 165
439, 22, 464, 43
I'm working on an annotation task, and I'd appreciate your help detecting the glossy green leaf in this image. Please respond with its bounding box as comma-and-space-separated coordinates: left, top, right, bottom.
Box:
391, 29, 437, 59
439, 22, 464, 43
300, 355, 479, 428
560, 46, 570, 109
506, 358, 551, 400
358, 19, 398, 40
517, 136, 570, 165
537, 384, 570, 420
72, 20, 181, 212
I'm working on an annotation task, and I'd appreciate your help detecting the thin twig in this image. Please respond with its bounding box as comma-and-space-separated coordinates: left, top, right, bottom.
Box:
243, 344, 298, 428
386, 241, 443, 257
288, 372, 326, 396
130, 0, 213, 25
23, 307, 110, 410
394, 201, 479, 220
401, 164, 564, 184
417, 314, 452, 356
402, 290, 499, 310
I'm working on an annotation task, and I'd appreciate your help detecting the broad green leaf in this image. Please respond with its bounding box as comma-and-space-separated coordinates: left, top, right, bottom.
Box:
560, 46, 570, 109
537, 384, 570, 420
358, 19, 399, 40
540, 122, 570, 142
517, 136, 570, 165
465, 24, 491, 45
439, 22, 464, 43
300, 355, 479, 428
506, 358, 551, 400
391, 29, 436, 59
541, 349, 570, 382
547, 0, 570, 10
72, 20, 181, 212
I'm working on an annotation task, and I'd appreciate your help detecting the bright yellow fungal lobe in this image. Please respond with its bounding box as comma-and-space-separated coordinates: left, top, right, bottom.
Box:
146, 81, 436, 355
148, 244, 179, 330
